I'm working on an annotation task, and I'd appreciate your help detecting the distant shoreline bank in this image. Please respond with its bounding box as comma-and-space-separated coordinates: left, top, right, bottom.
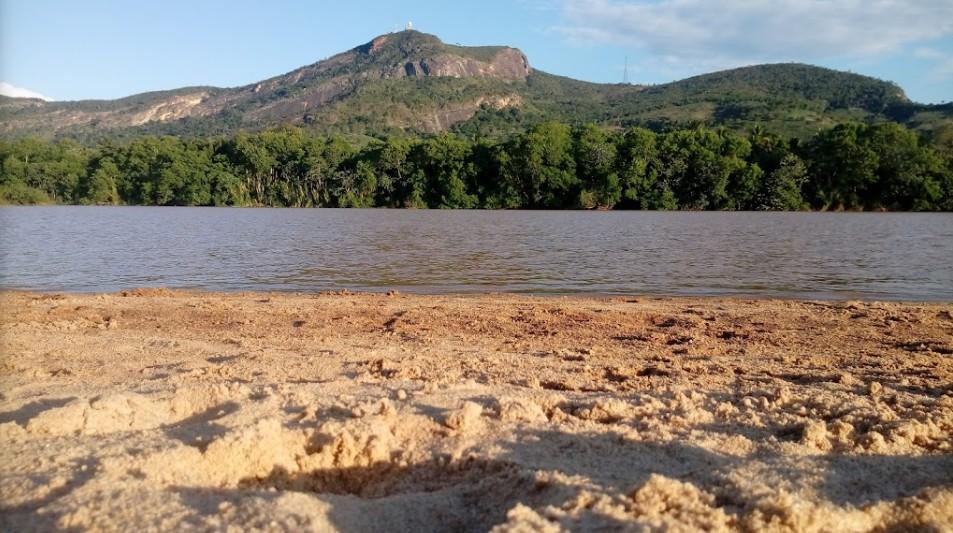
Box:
1, 287, 949, 305
3, 202, 943, 212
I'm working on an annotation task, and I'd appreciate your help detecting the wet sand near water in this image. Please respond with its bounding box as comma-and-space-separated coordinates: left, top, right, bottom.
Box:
1, 290, 952, 531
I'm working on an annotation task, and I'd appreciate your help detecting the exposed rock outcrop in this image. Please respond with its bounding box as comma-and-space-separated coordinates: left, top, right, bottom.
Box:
398, 49, 530, 81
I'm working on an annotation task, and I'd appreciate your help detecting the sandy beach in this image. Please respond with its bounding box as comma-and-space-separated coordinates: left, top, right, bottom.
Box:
1, 289, 951, 531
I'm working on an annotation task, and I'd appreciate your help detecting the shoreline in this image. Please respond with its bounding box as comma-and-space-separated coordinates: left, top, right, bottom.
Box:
1, 290, 951, 530
0, 287, 946, 305
4, 203, 952, 213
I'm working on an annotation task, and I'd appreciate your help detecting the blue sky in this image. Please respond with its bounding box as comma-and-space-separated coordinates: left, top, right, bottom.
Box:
1, 0, 951, 103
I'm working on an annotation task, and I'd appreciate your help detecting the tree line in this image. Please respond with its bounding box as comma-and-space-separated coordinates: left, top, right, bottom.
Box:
2, 121, 951, 210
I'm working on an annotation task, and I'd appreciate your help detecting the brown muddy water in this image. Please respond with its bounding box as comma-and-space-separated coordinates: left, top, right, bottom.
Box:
1, 207, 951, 300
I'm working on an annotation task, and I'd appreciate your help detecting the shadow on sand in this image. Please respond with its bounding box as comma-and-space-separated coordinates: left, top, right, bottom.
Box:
166, 427, 953, 532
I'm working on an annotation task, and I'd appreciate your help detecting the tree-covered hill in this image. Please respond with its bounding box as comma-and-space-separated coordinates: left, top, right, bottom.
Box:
457, 64, 950, 140
1, 31, 950, 143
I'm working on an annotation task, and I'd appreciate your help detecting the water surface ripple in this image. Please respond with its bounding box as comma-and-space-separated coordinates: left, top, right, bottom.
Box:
1, 207, 951, 300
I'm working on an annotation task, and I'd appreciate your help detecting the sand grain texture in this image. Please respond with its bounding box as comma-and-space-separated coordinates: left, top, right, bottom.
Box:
1, 291, 952, 531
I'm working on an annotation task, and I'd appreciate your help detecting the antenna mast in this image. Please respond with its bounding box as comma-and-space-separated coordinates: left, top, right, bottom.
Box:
623, 55, 629, 84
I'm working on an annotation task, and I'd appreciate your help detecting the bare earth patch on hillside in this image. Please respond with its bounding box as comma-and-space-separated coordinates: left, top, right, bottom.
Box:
1, 290, 951, 531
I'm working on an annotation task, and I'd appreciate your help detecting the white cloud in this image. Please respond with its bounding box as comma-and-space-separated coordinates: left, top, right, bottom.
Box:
0, 81, 52, 101
913, 48, 953, 81
914, 47, 944, 60
555, 0, 953, 67
927, 57, 953, 81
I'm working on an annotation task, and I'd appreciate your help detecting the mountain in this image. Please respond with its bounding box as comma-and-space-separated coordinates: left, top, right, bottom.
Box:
1, 30, 950, 141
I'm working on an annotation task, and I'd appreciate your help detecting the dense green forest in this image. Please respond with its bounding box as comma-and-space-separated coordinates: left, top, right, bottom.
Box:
2, 121, 951, 211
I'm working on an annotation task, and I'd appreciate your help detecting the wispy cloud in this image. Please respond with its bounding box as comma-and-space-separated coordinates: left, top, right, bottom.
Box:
934, 60, 953, 81
0, 81, 52, 100
554, 0, 953, 72
915, 47, 953, 81
914, 47, 945, 60
515, 0, 561, 11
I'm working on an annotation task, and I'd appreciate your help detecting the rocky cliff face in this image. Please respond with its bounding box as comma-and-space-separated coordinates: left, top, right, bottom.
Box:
398, 49, 529, 80
415, 94, 524, 133
358, 32, 530, 81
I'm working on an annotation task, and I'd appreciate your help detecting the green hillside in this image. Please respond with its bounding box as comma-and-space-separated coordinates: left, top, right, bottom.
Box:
455, 64, 951, 140
0, 31, 950, 143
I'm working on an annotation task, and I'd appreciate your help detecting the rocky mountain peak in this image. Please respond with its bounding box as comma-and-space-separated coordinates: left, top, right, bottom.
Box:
352, 30, 531, 81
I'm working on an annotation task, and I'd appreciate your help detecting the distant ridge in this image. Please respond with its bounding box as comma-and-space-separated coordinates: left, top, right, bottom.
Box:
1, 30, 949, 141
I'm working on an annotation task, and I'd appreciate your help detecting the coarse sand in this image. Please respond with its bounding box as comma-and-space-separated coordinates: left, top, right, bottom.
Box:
1, 290, 951, 531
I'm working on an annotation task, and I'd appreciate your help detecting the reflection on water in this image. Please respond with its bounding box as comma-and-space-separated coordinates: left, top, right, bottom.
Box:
1, 207, 951, 300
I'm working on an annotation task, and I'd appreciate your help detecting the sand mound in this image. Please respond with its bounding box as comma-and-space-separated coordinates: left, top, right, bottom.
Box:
1, 291, 951, 531
17, 385, 250, 437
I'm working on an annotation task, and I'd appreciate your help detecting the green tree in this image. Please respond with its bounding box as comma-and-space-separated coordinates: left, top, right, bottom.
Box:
335, 160, 378, 208
411, 134, 477, 208
862, 123, 946, 210
208, 160, 247, 206
658, 128, 749, 209
803, 123, 878, 210
0, 138, 88, 202
82, 158, 121, 205
573, 124, 620, 208
500, 121, 578, 208
373, 137, 412, 206
755, 155, 808, 210
615, 127, 674, 209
